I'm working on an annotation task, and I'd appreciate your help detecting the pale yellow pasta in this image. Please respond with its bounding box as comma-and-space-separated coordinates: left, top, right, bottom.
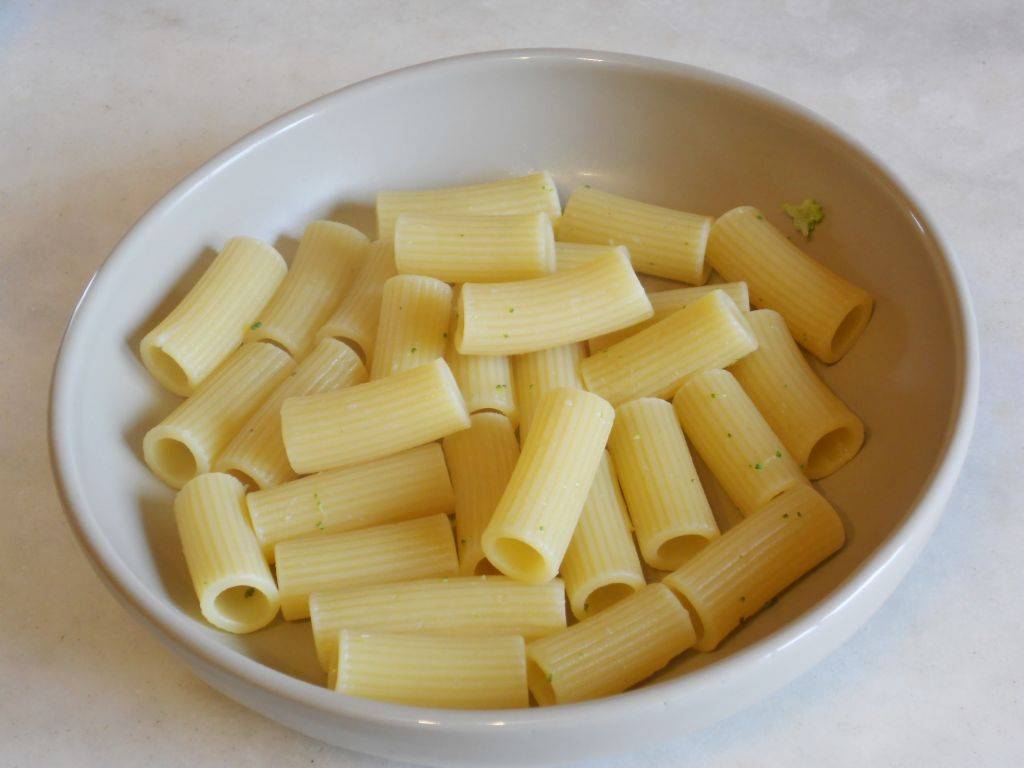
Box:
446, 299, 517, 424
554, 242, 629, 272
245, 221, 369, 358
588, 282, 750, 353
335, 631, 528, 709
369, 275, 452, 380
706, 206, 873, 363
140, 237, 286, 395
672, 369, 806, 517
730, 309, 864, 478
456, 252, 652, 355
442, 413, 520, 574
581, 289, 757, 406
663, 484, 845, 650
637, 273, 685, 293
511, 343, 586, 440
281, 358, 470, 474
144, 343, 295, 489
482, 388, 614, 584
174, 473, 279, 633
526, 583, 695, 705
275, 514, 457, 620
310, 576, 565, 670
247, 444, 454, 561
560, 452, 645, 620
608, 398, 719, 570
395, 212, 555, 282
558, 186, 713, 285
376, 171, 561, 237
315, 240, 397, 363
214, 338, 366, 489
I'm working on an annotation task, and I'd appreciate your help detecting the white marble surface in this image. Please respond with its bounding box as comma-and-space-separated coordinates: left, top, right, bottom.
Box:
2, 1, 1021, 766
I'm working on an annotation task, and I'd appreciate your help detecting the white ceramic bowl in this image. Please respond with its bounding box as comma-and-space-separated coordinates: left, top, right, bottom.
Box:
49, 49, 978, 766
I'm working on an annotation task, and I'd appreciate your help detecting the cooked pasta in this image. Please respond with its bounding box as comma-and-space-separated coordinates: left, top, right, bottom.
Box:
247, 443, 454, 561
560, 452, 645, 620
706, 206, 873, 363
275, 513, 458, 620
608, 398, 719, 570
140, 237, 286, 395
376, 171, 561, 237
557, 186, 713, 285
174, 473, 279, 633
672, 368, 806, 517
281, 358, 470, 473
442, 412, 520, 574
310, 576, 565, 670
456, 251, 652, 355
144, 343, 295, 489
730, 309, 864, 478
315, 240, 397, 363
526, 583, 695, 705
663, 484, 845, 650
580, 289, 757, 406
554, 242, 630, 272
511, 342, 586, 440
214, 338, 366, 489
446, 299, 518, 424
481, 388, 613, 584
369, 275, 452, 380
395, 212, 555, 282
335, 631, 528, 709
245, 221, 369, 358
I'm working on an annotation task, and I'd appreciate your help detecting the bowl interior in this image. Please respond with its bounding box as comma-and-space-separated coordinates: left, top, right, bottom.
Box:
54, 54, 962, 696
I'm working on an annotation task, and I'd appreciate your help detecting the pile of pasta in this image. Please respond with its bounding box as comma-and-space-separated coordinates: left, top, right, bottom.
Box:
139, 172, 872, 709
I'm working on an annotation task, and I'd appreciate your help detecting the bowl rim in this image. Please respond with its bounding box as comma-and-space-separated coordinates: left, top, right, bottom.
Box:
48, 47, 979, 735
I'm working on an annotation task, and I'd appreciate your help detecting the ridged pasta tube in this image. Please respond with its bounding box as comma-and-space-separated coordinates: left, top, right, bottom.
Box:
554, 242, 630, 272
369, 275, 452, 380
446, 297, 517, 424
511, 343, 586, 440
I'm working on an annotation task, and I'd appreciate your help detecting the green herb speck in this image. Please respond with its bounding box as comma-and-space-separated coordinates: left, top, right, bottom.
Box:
775, 449, 783, 458
244, 587, 255, 598
546, 672, 553, 682
502, 333, 510, 339
726, 432, 732, 438
442, 332, 448, 339
495, 384, 507, 391
538, 525, 545, 531
754, 462, 764, 470
250, 321, 262, 330
508, 307, 515, 314
410, 346, 417, 353
739, 595, 746, 602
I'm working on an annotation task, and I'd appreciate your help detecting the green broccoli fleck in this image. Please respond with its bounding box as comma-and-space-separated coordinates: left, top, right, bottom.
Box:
775, 449, 783, 458
782, 198, 825, 239
250, 321, 262, 330
410, 346, 417, 353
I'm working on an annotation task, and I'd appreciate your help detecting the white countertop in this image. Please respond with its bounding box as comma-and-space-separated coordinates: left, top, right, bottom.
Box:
2, 1, 1021, 766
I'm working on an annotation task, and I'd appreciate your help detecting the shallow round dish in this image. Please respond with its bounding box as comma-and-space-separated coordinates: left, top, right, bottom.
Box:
49, 49, 978, 766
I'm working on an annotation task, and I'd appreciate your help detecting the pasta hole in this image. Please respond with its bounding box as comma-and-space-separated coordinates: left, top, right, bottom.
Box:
151, 438, 197, 486
656, 535, 709, 570
582, 583, 635, 615
214, 585, 272, 626
806, 425, 861, 479
225, 468, 259, 490
489, 537, 547, 582
144, 347, 189, 393
337, 336, 367, 365
829, 302, 871, 360
526, 659, 556, 706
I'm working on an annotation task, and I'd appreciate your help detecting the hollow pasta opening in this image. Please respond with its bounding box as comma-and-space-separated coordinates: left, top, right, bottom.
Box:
581, 582, 635, 615
150, 437, 197, 486
214, 585, 273, 627
489, 537, 547, 582
806, 425, 861, 479
224, 468, 259, 491
656, 535, 710, 570
144, 346, 190, 393
664, 584, 705, 644
829, 301, 872, 360
526, 659, 556, 706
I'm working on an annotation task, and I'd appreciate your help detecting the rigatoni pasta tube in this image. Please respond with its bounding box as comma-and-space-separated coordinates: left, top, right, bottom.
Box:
706, 206, 873, 363
526, 584, 695, 705
214, 338, 367, 489
144, 343, 295, 489
376, 171, 561, 237
245, 221, 369, 358
335, 631, 528, 709
369, 275, 451, 380
281, 358, 470, 474
608, 399, 719, 570
174, 473, 279, 633
315, 240, 397, 363
511, 343, 585, 440
442, 413, 520, 574
581, 290, 757, 406
672, 369, 806, 517
395, 212, 555, 282
558, 186, 713, 285
247, 444, 454, 561
310, 576, 565, 670
663, 484, 845, 650
560, 452, 645, 620
730, 310, 865, 478
588, 282, 750, 353
456, 251, 652, 355
446, 300, 517, 424
555, 242, 629, 272
140, 237, 286, 395
275, 514, 458, 620
482, 388, 614, 584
